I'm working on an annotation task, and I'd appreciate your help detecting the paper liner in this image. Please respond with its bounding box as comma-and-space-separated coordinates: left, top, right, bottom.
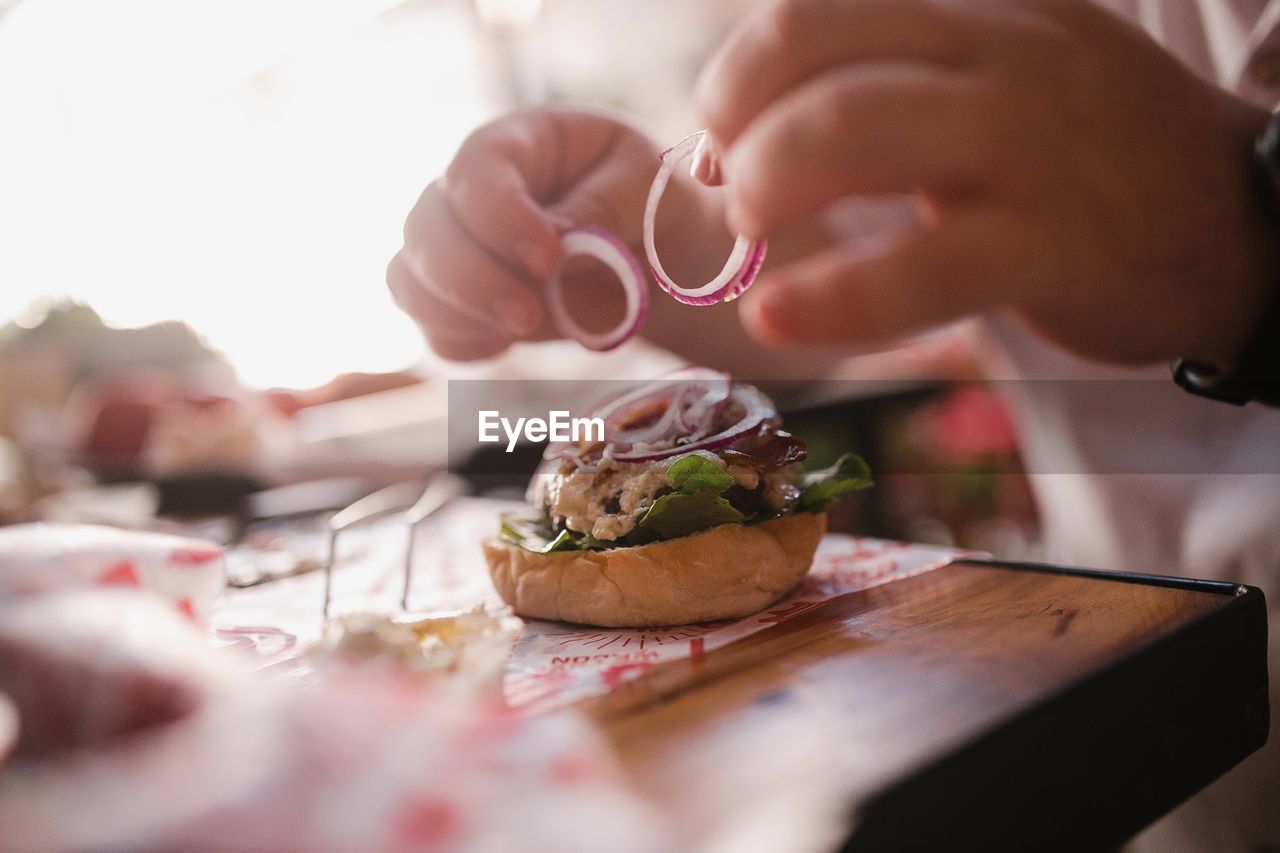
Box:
503, 535, 965, 713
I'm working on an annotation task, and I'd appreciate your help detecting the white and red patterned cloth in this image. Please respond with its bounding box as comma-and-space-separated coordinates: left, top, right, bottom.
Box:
0, 524, 225, 623
0, 522, 667, 851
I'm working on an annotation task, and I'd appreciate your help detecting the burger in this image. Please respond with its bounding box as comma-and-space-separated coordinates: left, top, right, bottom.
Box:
483, 370, 871, 627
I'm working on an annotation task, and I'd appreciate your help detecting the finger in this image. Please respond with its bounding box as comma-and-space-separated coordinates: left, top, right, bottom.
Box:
443, 110, 653, 279
543, 126, 658, 245
740, 207, 1032, 348
401, 185, 546, 338
444, 113, 565, 279
697, 0, 975, 149
444, 159, 563, 280
724, 63, 995, 237
386, 252, 515, 362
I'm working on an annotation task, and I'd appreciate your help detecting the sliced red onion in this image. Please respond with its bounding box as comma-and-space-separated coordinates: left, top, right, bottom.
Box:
610, 383, 776, 462
527, 379, 780, 504
643, 130, 767, 307
540, 381, 680, 462
587, 367, 732, 449
536, 369, 767, 472
600, 383, 687, 447
547, 226, 648, 352
672, 372, 733, 433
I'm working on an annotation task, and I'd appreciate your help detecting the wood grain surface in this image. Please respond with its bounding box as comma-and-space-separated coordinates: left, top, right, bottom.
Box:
583, 561, 1267, 852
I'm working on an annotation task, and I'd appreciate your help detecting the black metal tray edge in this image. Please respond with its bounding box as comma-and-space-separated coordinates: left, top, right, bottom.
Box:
844, 559, 1269, 853
953, 555, 1253, 598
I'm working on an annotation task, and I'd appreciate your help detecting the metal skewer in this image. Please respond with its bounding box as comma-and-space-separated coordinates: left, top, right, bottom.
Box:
322, 480, 430, 623
401, 473, 468, 611
320, 474, 469, 625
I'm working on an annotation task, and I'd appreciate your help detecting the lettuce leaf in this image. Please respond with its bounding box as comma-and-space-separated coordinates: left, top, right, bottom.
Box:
635, 490, 745, 539
541, 529, 581, 553
501, 449, 874, 553
664, 454, 734, 493
498, 512, 625, 552
499, 514, 584, 552
631, 454, 746, 539
798, 453, 873, 512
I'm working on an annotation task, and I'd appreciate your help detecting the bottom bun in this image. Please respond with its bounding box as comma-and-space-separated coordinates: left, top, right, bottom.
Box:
484, 512, 827, 628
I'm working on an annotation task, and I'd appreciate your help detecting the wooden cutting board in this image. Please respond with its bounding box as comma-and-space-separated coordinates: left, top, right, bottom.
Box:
583, 559, 1268, 852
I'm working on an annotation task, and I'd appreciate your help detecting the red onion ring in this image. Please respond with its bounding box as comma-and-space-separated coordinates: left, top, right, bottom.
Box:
547, 226, 648, 352
610, 383, 776, 462
671, 371, 733, 433
535, 368, 763, 471
644, 130, 768, 306
599, 383, 687, 447
587, 367, 732, 449
526, 378, 779, 503
539, 381, 681, 463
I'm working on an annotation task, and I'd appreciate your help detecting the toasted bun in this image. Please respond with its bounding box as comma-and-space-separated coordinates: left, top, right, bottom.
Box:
484, 512, 826, 627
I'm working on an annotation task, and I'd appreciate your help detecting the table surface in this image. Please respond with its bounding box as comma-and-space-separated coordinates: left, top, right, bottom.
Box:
583, 559, 1269, 852
212, 499, 1268, 852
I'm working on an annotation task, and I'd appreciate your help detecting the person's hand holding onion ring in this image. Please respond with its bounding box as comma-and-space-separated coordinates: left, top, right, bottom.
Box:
696, 0, 1278, 367
388, 108, 727, 361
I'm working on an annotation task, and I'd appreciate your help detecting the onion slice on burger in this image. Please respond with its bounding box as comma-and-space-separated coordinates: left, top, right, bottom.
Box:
536, 370, 776, 474
609, 382, 775, 462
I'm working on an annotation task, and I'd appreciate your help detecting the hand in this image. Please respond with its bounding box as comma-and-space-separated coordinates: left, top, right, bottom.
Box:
696, 0, 1278, 366
388, 108, 709, 362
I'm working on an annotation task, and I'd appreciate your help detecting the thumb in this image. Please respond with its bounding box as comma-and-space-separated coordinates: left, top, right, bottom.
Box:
740, 212, 1010, 349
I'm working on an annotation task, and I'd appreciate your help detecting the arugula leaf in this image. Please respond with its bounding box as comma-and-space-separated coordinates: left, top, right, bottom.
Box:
799, 453, 873, 512
541, 529, 581, 553
635, 490, 745, 539
500, 514, 577, 551
664, 454, 734, 493
577, 532, 622, 551
499, 521, 526, 542
629, 453, 746, 539
499, 512, 625, 552
500, 448, 874, 552
498, 513, 554, 544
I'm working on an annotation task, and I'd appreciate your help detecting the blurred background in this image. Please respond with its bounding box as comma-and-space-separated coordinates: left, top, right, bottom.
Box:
0, 0, 1041, 559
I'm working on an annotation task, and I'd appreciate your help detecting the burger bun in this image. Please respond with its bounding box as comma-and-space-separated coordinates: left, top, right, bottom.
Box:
484, 512, 826, 628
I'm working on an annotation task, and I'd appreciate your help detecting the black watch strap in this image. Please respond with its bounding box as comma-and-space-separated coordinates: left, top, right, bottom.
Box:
1173, 291, 1280, 406
1174, 110, 1280, 408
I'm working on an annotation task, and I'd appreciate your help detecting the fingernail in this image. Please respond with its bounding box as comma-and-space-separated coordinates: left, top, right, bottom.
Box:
516, 239, 557, 279
754, 282, 798, 340
689, 136, 711, 182
689, 136, 723, 186
493, 298, 539, 337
